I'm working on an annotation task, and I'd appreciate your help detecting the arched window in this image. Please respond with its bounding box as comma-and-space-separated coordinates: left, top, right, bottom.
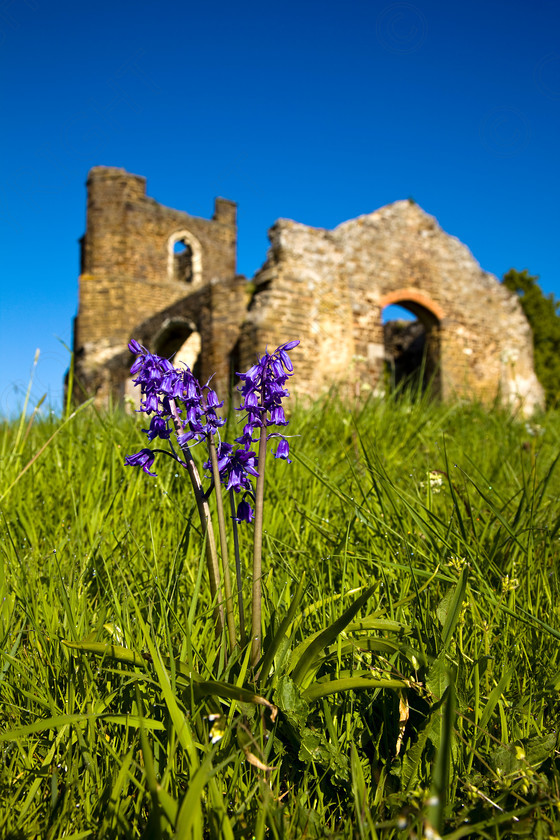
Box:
167, 230, 202, 285
173, 240, 193, 283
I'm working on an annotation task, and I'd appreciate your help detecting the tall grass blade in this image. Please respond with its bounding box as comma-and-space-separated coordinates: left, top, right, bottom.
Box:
290, 585, 375, 685
426, 681, 456, 837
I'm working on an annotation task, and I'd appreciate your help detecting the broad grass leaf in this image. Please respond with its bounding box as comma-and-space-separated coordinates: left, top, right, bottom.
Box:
275, 675, 309, 728
427, 682, 456, 836
64, 639, 278, 716
62, 640, 147, 667
477, 668, 513, 737
191, 679, 278, 719
290, 585, 376, 685
299, 728, 349, 780
174, 755, 216, 839
302, 676, 407, 702
402, 718, 433, 792
0, 712, 166, 740
350, 742, 376, 837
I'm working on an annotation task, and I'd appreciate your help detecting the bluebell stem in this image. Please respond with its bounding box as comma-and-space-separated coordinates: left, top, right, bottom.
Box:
236, 340, 300, 667
206, 434, 237, 651
229, 489, 247, 646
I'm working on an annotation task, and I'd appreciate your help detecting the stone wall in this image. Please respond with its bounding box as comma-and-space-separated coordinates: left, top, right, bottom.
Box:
72, 168, 544, 414
240, 201, 543, 412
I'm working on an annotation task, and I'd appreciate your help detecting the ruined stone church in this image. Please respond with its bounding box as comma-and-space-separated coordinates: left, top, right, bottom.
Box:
72, 166, 543, 412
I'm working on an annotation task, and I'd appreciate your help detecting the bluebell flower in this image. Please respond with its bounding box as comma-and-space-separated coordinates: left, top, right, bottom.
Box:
143, 415, 171, 441
203, 443, 259, 493
236, 498, 254, 523
125, 448, 158, 477
224, 448, 259, 492
206, 389, 223, 409
274, 438, 291, 462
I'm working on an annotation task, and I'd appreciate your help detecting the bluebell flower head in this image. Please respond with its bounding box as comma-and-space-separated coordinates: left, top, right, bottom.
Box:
125, 448, 158, 477
274, 437, 291, 462
125, 338, 299, 524
236, 498, 255, 523
235, 340, 299, 470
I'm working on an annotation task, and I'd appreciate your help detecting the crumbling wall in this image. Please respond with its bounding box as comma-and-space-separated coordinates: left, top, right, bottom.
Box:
72, 169, 544, 414
239, 201, 544, 413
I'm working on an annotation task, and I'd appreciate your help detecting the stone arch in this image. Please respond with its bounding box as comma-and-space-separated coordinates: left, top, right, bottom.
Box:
379, 288, 444, 396
379, 287, 445, 322
167, 229, 202, 285
124, 293, 211, 407
152, 317, 202, 379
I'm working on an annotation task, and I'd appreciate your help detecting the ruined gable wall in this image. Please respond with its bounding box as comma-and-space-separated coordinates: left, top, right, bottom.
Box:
241, 202, 543, 412
336, 201, 541, 409
333, 201, 540, 405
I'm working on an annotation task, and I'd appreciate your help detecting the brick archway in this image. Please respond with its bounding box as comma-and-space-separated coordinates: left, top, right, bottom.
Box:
379, 287, 445, 323
153, 318, 202, 376
380, 288, 443, 396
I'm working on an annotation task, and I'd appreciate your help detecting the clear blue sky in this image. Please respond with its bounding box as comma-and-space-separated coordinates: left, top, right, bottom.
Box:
1, 0, 559, 416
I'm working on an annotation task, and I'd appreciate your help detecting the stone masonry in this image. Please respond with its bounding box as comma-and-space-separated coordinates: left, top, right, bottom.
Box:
72, 166, 544, 414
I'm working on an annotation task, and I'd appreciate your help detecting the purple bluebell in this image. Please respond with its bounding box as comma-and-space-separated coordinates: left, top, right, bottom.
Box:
203, 442, 259, 493
236, 498, 255, 523
125, 448, 158, 477
235, 340, 299, 463
224, 448, 259, 492
125, 338, 299, 524
143, 415, 171, 441
273, 437, 291, 462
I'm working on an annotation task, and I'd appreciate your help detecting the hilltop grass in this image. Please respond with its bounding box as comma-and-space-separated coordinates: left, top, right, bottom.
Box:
1, 391, 560, 838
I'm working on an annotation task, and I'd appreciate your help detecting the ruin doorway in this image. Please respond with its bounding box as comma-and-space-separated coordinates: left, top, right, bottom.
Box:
153, 319, 202, 380
381, 299, 441, 397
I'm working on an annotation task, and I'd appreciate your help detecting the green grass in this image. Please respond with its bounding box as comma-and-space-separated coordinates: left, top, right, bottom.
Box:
1, 391, 560, 838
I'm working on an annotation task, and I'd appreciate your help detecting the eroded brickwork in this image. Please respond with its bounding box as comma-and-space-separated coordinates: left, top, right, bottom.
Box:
72, 168, 544, 414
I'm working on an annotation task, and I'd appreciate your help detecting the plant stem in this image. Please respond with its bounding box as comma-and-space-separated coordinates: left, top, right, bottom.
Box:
208, 437, 237, 653
251, 421, 268, 669
169, 401, 224, 637
230, 489, 247, 647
